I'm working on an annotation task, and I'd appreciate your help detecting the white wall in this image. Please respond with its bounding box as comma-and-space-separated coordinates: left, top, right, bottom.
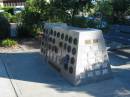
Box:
0, 2, 4, 7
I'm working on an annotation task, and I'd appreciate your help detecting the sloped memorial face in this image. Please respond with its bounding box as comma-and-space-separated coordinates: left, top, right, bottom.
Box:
41, 23, 112, 86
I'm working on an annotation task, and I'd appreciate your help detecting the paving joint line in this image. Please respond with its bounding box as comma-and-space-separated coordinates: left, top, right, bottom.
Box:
0, 53, 20, 97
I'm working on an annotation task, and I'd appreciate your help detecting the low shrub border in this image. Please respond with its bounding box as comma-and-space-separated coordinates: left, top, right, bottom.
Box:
1, 38, 17, 47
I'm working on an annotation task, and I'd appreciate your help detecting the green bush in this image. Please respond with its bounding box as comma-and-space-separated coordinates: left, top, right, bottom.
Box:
71, 16, 97, 28
22, 11, 41, 25
71, 16, 87, 28
1, 12, 19, 23
86, 19, 98, 28
1, 39, 17, 47
16, 10, 42, 38
1, 7, 14, 15
16, 23, 36, 38
0, 15, 10, 39
10, 15, 17, 23
2, 12, 12, 21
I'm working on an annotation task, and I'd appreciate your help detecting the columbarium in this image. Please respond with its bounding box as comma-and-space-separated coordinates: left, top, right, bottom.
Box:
41, 23, 112, 85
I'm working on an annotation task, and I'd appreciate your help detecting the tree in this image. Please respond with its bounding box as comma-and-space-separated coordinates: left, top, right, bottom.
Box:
95, 0, 113, 17
92, 0, 113, 24
20, 0, 94, 33
29, 0, 94, 23
111, 0, 130, 23
48, 0, 94, 23
93, 0, 130, 24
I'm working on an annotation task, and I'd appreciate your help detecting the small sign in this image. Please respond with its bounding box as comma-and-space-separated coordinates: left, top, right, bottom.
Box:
85, 40, 92, 44
93, 39, 98, 43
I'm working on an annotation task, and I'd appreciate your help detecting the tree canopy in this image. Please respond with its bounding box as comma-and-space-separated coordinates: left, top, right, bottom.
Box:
24, 0, 94, 23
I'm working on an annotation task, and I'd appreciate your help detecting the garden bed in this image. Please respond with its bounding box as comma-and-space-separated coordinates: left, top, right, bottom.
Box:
0, 38, 40, 53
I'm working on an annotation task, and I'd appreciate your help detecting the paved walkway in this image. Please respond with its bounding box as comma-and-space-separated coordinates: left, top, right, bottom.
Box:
0, 57, 17, 97
0, 50, 130, 97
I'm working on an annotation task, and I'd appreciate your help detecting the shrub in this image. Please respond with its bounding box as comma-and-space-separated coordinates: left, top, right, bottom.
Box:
10, 15, 17, 23
71, 16, 97, 28
86, 19, 97, 28
16, 23, 36, 38
1, 12, 20, 23
71, 16, 87, 28
1, 39, 17, 47
10, 13, 22, 23
1, 7, 14, 15
0, 15, 10, 39
16, 10, 42, 38
2, 12, 12, 21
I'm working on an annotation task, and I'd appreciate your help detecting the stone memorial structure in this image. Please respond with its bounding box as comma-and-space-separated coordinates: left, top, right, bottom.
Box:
41, 23, 112, 85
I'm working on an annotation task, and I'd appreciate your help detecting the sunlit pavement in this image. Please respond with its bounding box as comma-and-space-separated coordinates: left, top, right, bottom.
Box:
0, 58, 17, 97
0, 49, 130, 97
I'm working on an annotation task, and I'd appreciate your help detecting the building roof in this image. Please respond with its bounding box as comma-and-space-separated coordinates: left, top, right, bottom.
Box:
0, 0, 25, 1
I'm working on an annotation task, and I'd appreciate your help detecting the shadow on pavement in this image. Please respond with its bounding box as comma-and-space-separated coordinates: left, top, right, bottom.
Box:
0, 52, 129, 97
109, 50, 130, 89
109, 50, 130, 66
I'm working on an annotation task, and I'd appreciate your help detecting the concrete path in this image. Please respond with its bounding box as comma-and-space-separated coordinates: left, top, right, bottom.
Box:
0, 50, 130, 97
0, 57, 17, 97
